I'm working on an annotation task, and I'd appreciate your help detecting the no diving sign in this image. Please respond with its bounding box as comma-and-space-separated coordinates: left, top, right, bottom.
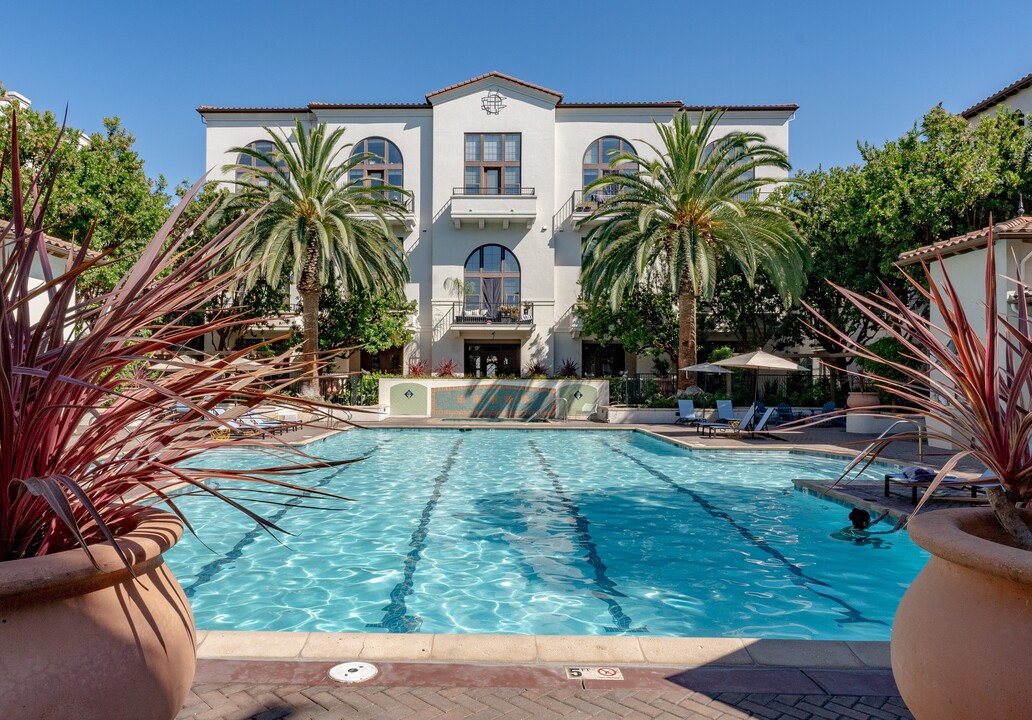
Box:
565, 666, 624, 681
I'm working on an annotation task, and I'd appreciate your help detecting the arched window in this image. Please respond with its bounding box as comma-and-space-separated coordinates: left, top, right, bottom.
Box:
704, 139, 756, 201
349, 137, 405, 203
582, 136, 637, 202
235, 140, 287, 185
463, 244, 521, 316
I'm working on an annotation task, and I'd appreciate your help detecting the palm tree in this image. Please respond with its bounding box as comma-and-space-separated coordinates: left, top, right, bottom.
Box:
223, 119, 410, 396
579, 110, 808, 390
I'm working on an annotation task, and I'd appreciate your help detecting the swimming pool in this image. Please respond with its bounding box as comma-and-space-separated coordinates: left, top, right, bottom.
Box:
164, 429, 925, 640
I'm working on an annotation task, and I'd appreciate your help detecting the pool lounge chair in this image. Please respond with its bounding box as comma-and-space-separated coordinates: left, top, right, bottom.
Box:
675, 399, 701, 425
884, 468, 1000, 505
694, 399, 735, 434
812, 401, 846, 427
700, 403, 758, 437
742, 407, 786, 441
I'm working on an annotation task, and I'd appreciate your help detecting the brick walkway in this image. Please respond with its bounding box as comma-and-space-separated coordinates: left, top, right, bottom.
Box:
179, 684, 914, 719
177, 660, 914, 719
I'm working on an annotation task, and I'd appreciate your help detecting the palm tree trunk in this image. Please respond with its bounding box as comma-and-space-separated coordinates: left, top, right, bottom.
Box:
297, 237, 322, 398
678, 269, 698, 392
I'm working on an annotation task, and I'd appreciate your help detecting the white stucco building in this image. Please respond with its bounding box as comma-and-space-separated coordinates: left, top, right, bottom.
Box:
961, 71, 1032, 126
199, 72, 797, 377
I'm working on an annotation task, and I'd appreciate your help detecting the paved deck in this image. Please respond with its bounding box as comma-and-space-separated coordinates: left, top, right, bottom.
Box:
178, 418, 940, 719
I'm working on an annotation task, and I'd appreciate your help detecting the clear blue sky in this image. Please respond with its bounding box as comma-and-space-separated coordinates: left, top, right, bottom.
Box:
7, 0, 1029, 188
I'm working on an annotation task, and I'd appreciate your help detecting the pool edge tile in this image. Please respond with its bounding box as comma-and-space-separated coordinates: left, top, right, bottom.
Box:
198, 630, 308, 659
744, 639, 865, 668
535, 635, 645, 663
845, 640, 892, 668
300, 632, 367, 659
639, 637, 753, 666
431, 633, 537, 663
358, 633, 435, 661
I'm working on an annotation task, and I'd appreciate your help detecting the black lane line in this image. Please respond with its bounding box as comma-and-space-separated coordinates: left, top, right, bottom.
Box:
603, 440, 882, 627
527, 440, 647, 633
368, 436, 464, 633
181, 462, 352, 599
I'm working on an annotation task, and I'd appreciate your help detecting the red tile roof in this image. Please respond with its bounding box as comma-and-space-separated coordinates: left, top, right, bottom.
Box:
1, 220, 95, 259
960, 71, 1032, 119
197, 106, 309, 114
197, 75, 798, 116
425, 71, 563, 101
896, 216, 1032, 266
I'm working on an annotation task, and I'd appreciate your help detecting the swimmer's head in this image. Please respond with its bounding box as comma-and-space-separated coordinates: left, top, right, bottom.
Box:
849, 508, 871, 530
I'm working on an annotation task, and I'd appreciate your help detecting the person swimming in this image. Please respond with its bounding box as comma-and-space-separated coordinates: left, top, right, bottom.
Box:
832, 507, 894, 547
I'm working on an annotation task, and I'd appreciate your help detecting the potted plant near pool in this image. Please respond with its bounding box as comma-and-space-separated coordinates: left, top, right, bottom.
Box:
810, 224, 1032, 719
0, 116, 350, 719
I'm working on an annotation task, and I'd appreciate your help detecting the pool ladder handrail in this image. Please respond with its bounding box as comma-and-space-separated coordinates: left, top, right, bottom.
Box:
554, 397, 569, 423
840, 417, 926, 482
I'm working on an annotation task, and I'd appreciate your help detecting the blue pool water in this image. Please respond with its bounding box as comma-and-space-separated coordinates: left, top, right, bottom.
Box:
164, 429, 926, 640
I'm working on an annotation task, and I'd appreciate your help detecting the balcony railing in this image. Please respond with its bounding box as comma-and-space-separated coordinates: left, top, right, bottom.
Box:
452, 186, 535, 196
356, 192, 414, 211
452, 301, 534, 324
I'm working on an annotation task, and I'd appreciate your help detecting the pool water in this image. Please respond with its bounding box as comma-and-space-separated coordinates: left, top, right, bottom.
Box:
164, 429, 925, 640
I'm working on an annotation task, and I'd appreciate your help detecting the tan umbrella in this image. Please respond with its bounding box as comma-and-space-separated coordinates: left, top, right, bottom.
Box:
713, 350, 807, 403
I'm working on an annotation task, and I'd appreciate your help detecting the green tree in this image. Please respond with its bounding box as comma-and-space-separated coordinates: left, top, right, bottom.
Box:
222, 119, 410, 395
576, 286, 678, 361
579, 111, 808, 390
786, 105, 1032, 359
0, 103, 171, 299
307, 282, 415, 355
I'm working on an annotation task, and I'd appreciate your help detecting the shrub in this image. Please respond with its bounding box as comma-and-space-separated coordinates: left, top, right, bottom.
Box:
407, 359, 427, 376
524, 360, 549, 377
558, 358, 580, 378
435, 358, 458, 376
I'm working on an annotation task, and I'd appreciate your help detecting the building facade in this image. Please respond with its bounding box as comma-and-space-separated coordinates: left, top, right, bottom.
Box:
199, 72, 797, 377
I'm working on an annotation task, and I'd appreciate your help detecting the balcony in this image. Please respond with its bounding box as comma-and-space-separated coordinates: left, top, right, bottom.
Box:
354, 192, 416, 228
450, 187, 537, 229
450, 301, 535, 335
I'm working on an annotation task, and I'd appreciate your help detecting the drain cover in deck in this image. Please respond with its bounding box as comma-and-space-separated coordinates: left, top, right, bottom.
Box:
329, 661, 378, 684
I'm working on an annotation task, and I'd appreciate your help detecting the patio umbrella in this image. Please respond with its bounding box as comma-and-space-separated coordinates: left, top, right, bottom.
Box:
679, 362, 733, 375
713, 350, 807, 403
679, 362, 733, 395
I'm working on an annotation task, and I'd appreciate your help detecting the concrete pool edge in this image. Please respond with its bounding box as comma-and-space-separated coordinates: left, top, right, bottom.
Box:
194, 630, 891, 670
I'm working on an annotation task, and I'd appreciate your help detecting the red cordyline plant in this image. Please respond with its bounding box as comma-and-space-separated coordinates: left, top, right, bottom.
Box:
1, 112, 354, 567
806, 220, 1032, 549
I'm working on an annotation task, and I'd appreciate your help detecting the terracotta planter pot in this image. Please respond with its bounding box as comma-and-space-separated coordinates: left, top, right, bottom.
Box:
846, 391, 880, 408
0, 510, 196, 720
892, 508, 1032, 719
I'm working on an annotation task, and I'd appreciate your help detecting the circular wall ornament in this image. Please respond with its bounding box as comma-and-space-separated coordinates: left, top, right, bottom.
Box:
481, 90, 506, 115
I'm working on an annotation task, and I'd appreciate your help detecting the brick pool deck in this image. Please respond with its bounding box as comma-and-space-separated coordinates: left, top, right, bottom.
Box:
178, 419, 962, 719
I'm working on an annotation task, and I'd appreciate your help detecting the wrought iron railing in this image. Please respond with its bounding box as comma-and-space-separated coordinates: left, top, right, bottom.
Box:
451, 301, 534, 324
452, 186, 536, 196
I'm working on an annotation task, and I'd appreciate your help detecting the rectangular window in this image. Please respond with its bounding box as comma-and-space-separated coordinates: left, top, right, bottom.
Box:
464, 133, 522, 195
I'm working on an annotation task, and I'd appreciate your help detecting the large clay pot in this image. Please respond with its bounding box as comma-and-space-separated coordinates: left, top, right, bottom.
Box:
0, 510, 196, 720
846, 391, 880, 408
892, 508, 1032, 719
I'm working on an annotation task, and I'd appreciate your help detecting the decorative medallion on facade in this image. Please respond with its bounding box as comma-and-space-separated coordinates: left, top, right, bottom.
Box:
481, 90, 506, 115
404, 390, 414, 399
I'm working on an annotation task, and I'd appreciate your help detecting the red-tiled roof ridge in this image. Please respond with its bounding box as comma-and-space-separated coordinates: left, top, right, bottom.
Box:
896, 216, 1032, 266
308, 102, 431, 109
425, 72, 563, 101
557, 101, 684, 108
680, 103, 799, 112
197, 105, 309, 114
960, 71, 1032, 119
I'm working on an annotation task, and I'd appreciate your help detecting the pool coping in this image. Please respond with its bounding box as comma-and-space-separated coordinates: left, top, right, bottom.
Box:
194, 630, 892, 670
